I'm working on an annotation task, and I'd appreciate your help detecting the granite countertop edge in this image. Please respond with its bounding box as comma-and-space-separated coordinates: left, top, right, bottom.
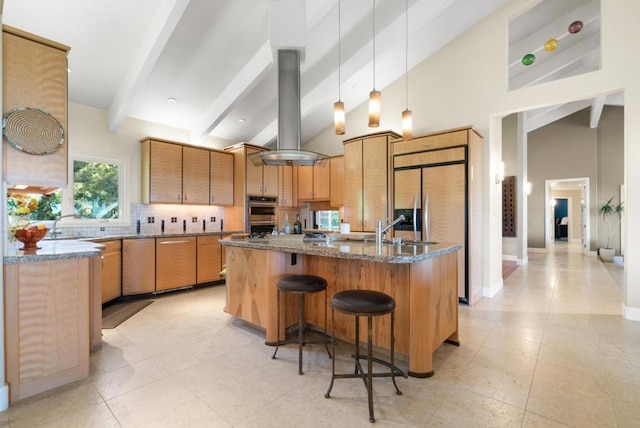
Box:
4, 231, 242, 264
219, 237, 462, 264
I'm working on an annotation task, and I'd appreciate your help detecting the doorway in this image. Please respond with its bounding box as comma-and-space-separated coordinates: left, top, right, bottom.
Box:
545, 178, 589, 252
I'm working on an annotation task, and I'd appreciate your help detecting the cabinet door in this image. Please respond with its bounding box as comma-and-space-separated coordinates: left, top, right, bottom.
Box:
393, 168, 421, 241
279, 166, 296, 207
210, 151, 234, 205
182, 146, 210, 204
101, 240, 122, 303
313, 163, 330, 200
343, 140, 363, 231
330, 156, 344, 207
149, 141, 183, 203
3, 31, 68, 189
423, 164, 466, 298
262, 164, 279, 197
297, 166, 313, 200
156, 237, 196, 291
362, 136, 388, 231
122, 239, 155, 295
245, 148, 263, 195
197, 235, 222, 283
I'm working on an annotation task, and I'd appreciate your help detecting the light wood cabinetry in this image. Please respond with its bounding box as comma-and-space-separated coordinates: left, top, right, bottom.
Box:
197, 235, 223, 283
100, 240, 122, 303
122, 239, 155, 295
141, 139, 183, 204
343, 131, 400, 231
156, 236, 197, 292
330, 156, 344, 207
392, 126, 483, 304
3, 256, 98, 403
182, 145, 210, 205
2, 26, 70, 192
278, 165, 298, 208
298, 163, 330, 201
210, 150, 234, 205
245, 147, 278, 197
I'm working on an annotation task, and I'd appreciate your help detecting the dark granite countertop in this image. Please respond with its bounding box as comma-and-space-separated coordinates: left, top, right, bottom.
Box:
220, 235, 461, 264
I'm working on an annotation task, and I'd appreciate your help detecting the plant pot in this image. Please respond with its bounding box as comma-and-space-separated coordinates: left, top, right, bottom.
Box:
599, 248, 615, 262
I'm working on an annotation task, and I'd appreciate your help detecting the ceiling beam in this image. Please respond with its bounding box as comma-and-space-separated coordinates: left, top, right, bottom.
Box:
107, 0, 190, 132
525, 99, 591, 133
590, 95, 606, 128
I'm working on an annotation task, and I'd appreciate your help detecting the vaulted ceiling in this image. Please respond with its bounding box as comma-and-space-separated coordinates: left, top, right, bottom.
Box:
2, 0, 615, 147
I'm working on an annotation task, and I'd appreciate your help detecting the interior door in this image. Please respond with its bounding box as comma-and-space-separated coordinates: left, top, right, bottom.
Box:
423, 164, 466, 298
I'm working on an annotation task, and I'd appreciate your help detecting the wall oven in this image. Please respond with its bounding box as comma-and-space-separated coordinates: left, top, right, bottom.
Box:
247, 195, 277, 234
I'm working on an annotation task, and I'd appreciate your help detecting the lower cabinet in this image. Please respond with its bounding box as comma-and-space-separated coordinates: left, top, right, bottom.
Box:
122, 238, 156, 295
100, 240, 122, 303
156, 236, 196, 292
197, 235, 222, 283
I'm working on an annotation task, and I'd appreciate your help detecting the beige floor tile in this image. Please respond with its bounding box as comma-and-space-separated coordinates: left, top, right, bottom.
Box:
137, 398, 231, 428
522, 411, 570, 427
93, 357, 170, 400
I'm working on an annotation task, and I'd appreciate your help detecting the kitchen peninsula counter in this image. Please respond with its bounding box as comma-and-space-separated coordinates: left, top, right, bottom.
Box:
221, 235, 461, 377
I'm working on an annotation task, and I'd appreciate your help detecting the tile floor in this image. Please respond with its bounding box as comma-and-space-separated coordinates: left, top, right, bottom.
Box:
1, 242, 638, 427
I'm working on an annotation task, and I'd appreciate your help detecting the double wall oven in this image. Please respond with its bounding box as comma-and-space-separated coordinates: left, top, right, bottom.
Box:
247, 195, 277, 235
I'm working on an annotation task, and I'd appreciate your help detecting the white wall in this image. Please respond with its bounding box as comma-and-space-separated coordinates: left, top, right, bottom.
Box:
305, 0, 640, 318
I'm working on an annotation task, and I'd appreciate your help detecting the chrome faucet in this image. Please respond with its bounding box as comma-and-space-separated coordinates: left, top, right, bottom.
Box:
51, 213, 81, 239
375, 215, 406, 245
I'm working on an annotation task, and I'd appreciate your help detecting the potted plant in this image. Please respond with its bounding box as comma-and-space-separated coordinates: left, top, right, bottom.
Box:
599, 196, 623, 262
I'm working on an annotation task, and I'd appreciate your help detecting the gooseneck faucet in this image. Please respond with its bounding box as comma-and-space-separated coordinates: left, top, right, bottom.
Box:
51, 213, 81, 239
375, 215, 406, 245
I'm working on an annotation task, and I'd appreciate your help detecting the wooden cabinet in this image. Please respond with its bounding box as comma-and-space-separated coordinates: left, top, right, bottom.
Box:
122, 238, 155, 295
100, 240, 122, 303
2, 26, 70, 192
182, 146, 210, 205
330, 156, 344, 207
343, 131, 400, 231
210, 150, 234, 205
197, 235, 223, 283
298, 163, 330, 201
279, 165, 298, 208
246, 147, 278, 197
392, 126, 483, 305
141, 139, 183, 204
156, 236, 196, 292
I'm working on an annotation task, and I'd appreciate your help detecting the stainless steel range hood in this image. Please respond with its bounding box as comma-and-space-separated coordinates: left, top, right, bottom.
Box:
248, 49, 328, 167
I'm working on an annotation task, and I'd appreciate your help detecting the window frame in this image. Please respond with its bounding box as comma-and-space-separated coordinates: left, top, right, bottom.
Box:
58, 153, 130, 226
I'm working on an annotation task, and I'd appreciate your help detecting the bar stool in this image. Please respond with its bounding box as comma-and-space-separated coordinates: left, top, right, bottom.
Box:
324, 289, 406, 423
272, 274, 332, 375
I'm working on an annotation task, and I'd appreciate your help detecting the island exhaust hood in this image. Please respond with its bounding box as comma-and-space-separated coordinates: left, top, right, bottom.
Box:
248, 49, 329, 167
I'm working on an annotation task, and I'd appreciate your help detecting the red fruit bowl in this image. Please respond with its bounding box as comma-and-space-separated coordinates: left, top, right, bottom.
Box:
15, 227, 49, 250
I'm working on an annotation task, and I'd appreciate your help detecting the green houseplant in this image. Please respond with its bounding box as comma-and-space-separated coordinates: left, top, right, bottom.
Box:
599, 196, 623, 261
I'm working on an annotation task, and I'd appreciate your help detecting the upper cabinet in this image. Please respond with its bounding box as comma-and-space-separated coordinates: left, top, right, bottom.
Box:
343, 131, 400, 231
245, 147, 278, 197
141, 137, 234, 205
2, 26, 70, 192
210, 150, 234, 206
279, 165, 298, 208
297, 163, 330, 201
330, 156, 344, 207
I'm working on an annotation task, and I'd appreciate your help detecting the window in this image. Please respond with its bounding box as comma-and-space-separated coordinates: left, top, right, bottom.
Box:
315, 210, 340, 230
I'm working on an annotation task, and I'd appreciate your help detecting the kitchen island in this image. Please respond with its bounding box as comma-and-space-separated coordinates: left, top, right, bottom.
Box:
221, 235, 461, 377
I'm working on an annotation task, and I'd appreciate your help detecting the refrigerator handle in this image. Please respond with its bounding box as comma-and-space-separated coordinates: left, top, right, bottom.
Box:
413, 194, 418, 241
424, 193, 430, 242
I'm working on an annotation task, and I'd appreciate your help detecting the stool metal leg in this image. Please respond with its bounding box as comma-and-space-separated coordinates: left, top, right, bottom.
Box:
354, 315, 360, 375
272, 289, 281, 359
367, 315, 375, 423
324, 289, 332, 358
298, 293, 304, 375
390, 310, 401, 395
324, 306, 337, 398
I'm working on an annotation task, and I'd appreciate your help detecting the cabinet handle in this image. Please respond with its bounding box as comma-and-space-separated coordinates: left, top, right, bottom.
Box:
184, 194, 188, 201
177, 194, 181, 201
159, 240, 191, 245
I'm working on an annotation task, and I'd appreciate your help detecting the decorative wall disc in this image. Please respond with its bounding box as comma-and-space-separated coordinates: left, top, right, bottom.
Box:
2, 107, 64, 155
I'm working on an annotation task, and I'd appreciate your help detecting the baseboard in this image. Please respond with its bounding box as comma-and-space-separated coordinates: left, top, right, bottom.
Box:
502, 255, 517, 262
483, 278, 503, 298
613, 256, 624, 266
517, 256, 528, 266
623, 304, 640, 321
528, 247, 548, 253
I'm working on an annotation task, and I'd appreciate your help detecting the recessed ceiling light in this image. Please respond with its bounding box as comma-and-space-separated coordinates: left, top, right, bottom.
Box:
238, 118, 246, 123
352, 84, 359, 91
167, 97, 177, 104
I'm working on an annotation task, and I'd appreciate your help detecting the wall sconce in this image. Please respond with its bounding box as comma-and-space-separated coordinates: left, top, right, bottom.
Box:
495, 161, 505, 184
525, 181, 532, 195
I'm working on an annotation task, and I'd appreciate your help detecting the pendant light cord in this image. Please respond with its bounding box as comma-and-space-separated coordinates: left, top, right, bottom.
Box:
405, 0, 408, 110
372, 0, 376, 90
338, 0, 341, 101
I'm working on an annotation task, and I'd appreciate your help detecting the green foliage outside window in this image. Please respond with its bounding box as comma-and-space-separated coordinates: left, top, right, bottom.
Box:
73, 160, 119, 219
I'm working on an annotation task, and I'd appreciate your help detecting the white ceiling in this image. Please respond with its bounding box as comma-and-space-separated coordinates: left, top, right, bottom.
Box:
2, 0, 614, 147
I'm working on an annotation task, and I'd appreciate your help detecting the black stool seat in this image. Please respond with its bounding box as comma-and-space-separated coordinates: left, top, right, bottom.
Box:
325, 289, 406, 423
277, 274, 327, 294
331, 290, 395, 316
272, 274, 332, 375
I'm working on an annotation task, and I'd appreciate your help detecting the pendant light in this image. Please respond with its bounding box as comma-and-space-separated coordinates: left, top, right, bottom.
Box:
402, 0, 413, 140
334, 0, 345, 135
368, 0, 381, 127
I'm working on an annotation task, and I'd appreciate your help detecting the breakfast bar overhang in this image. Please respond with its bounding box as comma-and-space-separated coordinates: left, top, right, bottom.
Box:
221, 236, 461, 378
